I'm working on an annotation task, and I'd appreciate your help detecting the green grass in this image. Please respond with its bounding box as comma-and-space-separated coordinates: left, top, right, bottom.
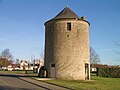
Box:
0, 70, 26, 74
0, 70, 38, 76
46, 76, 120, 90
1, 71, 120, 90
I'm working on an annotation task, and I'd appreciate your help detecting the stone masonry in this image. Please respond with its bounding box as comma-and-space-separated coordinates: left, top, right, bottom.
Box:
44, 7, 90, 80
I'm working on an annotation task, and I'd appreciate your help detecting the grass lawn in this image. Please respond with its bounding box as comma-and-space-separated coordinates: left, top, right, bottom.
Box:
1, 71, 120, 90
46, 76, 120, 90
0, 70, 26, 74
0, 70, 38, 76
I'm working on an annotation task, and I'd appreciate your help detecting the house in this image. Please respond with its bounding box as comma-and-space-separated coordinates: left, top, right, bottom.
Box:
20, 60, 29, 70
7, 65, 13, 71
91, 64, 108, 72
6, 60, 44, 71
31, 59, 44, 73
91, 64, 120, 72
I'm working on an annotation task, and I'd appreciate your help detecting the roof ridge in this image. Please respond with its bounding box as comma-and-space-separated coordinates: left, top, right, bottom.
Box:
52, 7, 81, 20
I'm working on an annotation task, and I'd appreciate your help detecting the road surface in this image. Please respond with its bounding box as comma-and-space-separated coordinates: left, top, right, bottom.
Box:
0, 73, 71, 90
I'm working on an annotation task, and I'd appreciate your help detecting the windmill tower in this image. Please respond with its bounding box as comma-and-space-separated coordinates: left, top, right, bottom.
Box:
44, 7, 90, 80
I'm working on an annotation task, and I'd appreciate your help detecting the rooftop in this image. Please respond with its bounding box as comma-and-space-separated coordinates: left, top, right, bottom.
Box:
52, 6, 81, 20
45, 6, 90, 25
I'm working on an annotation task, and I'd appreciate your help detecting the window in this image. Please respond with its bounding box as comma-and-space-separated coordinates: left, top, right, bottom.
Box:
67, 23, 71, 30
51, 64, 55, 67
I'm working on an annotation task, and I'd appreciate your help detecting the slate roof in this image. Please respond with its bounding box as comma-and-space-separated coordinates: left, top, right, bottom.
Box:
52, 6, 81, 20
45, 6, 90, 25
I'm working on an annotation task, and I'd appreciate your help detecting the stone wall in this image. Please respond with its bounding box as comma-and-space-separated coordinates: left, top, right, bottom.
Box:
44, 19, 90, 80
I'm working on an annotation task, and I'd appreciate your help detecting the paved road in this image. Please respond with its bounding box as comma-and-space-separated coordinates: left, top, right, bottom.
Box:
0, 73, 71, 90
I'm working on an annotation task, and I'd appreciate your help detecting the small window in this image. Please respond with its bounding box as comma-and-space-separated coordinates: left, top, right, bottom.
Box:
51, 64, 55, 67
67, 23, 71, 30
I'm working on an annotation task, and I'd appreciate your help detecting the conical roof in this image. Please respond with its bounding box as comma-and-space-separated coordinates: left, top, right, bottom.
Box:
52, 6, 81, 20
45, 7, 90, 25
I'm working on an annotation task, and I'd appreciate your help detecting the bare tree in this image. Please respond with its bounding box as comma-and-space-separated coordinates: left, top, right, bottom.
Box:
40, 52, 44, 60
0, 49, 13, 67
1, 49, 13, 60
90, 47, 100, 64
0, 58, 11, 67
15, 58, 20, 67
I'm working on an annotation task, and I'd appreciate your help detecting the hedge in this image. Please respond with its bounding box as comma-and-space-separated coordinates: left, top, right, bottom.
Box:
97, 67, 120, 78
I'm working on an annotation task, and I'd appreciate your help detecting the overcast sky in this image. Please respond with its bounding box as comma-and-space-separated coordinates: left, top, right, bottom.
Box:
0, 0, 120, 65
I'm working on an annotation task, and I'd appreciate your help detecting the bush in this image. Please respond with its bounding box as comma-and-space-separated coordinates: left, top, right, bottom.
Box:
98, 67, 120, 78
3, 69, 8, 71
12, 69, 23, 71
25, 70, 33, 74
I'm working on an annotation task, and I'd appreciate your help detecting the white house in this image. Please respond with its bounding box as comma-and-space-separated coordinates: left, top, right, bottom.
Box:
20, 60, 29, 70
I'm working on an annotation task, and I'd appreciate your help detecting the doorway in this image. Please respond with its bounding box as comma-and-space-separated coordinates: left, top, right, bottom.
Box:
50, 64, 56, 78
85, 63, 89, 80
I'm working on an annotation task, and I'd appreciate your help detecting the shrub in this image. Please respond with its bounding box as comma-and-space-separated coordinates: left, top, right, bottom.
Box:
97, 67, 120, 78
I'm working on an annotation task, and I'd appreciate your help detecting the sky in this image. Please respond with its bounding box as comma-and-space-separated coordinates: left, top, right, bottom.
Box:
0, 0, 120, 65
